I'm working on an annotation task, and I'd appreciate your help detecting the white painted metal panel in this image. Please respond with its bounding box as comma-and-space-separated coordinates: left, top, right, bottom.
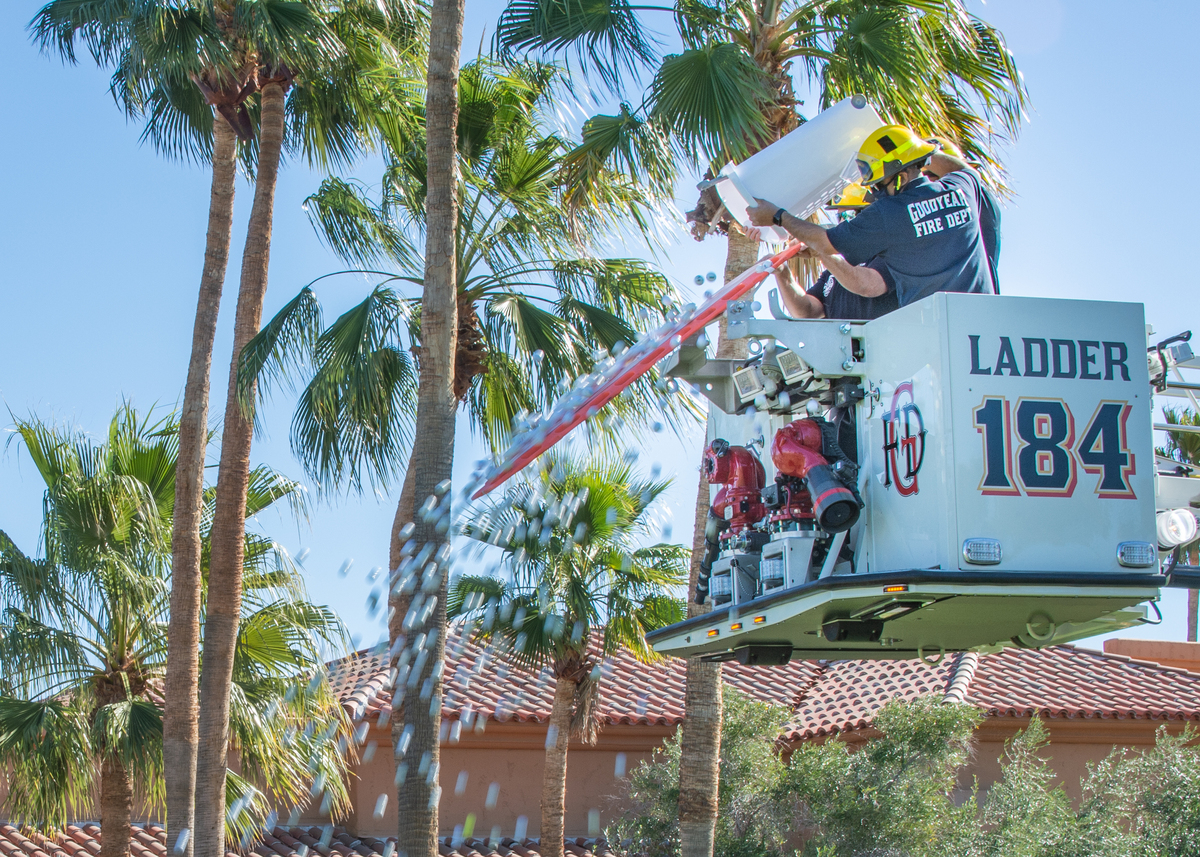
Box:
858, 293, 1155, 574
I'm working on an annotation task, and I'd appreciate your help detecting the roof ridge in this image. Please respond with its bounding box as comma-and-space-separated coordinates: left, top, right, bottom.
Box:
942, 651, 979, 704
1069, 646, 1200, 679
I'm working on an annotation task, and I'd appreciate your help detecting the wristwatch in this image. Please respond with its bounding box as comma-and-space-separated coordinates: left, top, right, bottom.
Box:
772, 207, 787, 227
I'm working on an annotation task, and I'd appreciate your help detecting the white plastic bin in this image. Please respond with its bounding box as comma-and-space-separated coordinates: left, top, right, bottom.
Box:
712, 95, 883, 239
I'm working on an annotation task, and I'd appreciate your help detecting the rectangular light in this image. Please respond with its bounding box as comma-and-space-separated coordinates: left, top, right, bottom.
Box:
883, 585, 908, 593
1117, 541, 1157, 568
730, 622, 743, 631
962, 538, 1002, 565
775, 350, 810, 384
733, 367, 765, 401
707, 629, 720, 638
753, 615, 767, 624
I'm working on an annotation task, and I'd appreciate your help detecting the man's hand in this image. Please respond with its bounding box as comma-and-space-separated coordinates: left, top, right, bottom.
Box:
746, 198, 780, 227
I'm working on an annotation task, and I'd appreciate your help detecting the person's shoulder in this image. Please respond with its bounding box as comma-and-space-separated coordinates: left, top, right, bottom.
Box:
939, 167, 984, 194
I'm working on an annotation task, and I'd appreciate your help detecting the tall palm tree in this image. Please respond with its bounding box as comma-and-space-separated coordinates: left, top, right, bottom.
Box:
239, 57, 691, 855
388, 0, 465, 849
183, 10, 425, 857
450, 453, 686, 857
0, 407, 352, 857
28, 5, 424, 852
492, 3, 1029, 853
242, 60, 687, 493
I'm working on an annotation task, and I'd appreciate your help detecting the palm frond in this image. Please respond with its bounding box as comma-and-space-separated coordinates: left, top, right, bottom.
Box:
0, 696, 94, 831
305, 177, 417, 267
650, 41, 773, 162
238, 286, 324, 421
92, 697, 165, 805
291, 287, 417, 494
494, 0, 659, 92
559, 106, 677, 223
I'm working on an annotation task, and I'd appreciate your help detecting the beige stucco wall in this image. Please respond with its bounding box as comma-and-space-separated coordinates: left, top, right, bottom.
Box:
1102, 638, 1200, 674
308, 721, 676, 839
968, 717, 1195, 803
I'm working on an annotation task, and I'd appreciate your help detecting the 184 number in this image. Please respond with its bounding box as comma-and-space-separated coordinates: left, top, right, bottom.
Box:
973, 397, 1136, 499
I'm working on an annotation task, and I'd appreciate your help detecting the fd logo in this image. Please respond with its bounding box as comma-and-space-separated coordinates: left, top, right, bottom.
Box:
882, 381, 926, 496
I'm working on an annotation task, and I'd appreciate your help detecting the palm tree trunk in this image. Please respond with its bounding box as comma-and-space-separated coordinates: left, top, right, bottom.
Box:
677, 227, 760, 857
396, 0, 463, 852
194, 78, 288, 857
387, 464, 416, 777
163, 112, 237, 857
540, 677, 574, 857
99, 754, 133, 857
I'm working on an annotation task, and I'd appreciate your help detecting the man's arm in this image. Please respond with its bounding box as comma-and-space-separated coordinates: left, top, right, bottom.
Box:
925, 151, 969, 178
817, 252, 887, 297
774, 262, 826, 318
744, 203, 885, 298
745, 198, 838, 256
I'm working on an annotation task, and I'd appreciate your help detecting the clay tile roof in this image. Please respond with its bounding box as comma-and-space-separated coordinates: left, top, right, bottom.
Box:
781, 645, 1200, 741
327, 631, 1200, 741
326, 627, 824, 729
0, 827, 619, 857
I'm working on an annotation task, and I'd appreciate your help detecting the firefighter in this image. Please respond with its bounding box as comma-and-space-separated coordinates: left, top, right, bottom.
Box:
750, 185, 900, 321
746, 125, 995, 306
926, 137, 1001, 293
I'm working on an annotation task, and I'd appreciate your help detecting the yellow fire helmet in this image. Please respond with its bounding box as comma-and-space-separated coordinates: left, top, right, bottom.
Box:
929, 136, 963, 158
848, 125, 938, 187
827, 182, 871, 210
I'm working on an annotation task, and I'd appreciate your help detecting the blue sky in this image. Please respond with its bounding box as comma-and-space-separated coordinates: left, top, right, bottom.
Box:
2, 0, 1197, 651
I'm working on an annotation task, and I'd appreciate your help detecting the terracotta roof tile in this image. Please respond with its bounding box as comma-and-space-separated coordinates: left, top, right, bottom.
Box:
0, 827, 615, 857
327, 630, 1200, 742
327, 627, 821, 729
780, 645, 1200, 741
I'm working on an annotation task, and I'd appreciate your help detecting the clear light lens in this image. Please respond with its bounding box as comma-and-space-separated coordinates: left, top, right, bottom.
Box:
1116, 541, 1157, 568
760, 557, 784, 584
1156, 508, 1198, 548
962, 538, 1002, 565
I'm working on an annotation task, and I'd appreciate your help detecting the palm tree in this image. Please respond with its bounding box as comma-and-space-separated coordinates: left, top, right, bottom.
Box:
242, 59, 687, 492
450, 453, 686, 857
492, 3, 1029, 853
0, 407, 352, 857
28, 5, 424, 852
239, 57, 691, 854
382, 0, 466, 849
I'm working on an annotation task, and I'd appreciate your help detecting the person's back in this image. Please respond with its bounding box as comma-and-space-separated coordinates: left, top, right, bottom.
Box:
746, 125, 998, 308
808, 260, 899, 320
977, 181, 1001, 292
826, 169, 994, 305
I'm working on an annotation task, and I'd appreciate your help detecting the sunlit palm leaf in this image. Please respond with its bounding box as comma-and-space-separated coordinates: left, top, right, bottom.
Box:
0, 697, 94, 830
292, 287, 417, 493
651, 41, 774, 163
495, 0, 659, 91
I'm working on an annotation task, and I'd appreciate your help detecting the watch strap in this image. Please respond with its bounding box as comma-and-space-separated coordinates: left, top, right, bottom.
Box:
772, 207, 786, 227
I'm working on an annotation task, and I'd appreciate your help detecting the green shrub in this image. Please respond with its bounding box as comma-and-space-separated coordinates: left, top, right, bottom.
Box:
608, 687, 792, 857
608, 692, 1200, 857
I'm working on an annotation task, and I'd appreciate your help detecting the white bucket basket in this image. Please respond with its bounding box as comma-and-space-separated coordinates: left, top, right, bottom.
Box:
711, 95, 884, 239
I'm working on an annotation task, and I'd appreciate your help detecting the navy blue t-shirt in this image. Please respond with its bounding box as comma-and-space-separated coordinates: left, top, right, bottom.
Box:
806, 258, 899, 321
977, 181, 1001, 293
826, 170, 995, 306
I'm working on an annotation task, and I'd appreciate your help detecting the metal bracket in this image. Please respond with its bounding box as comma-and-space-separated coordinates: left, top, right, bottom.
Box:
732, 314, 860, 377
